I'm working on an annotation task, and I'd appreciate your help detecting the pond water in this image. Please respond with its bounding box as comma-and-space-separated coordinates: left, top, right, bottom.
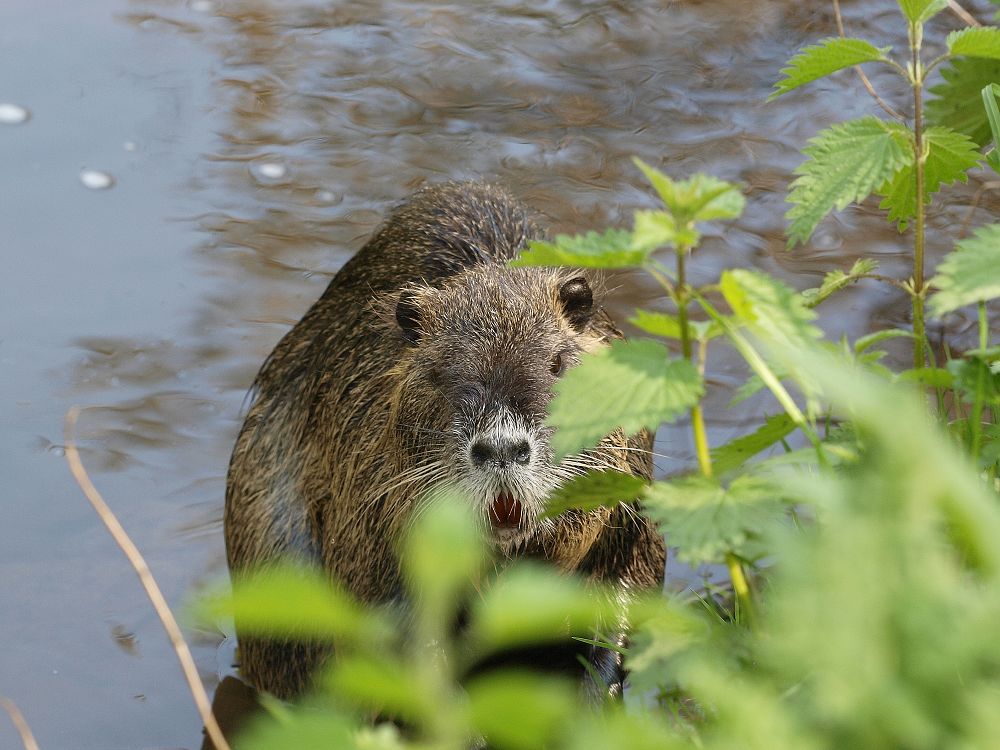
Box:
1, 0, 995, 747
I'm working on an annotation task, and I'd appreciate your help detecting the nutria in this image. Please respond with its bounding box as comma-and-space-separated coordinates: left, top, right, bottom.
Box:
224, 181, 666, 700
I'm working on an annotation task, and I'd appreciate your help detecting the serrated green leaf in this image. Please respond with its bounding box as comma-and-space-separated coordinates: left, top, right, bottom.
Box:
770, 38, 890, 100
468, 672, 577, 750
324, 656, 434, 723
543, 470, 647, 517
729, 372, 771, 405
930, 224, 1000, 315
625, 596, 711, 696
720, 269, 822, 348
236, 710, 357, 750
645, 475, 787, 565
511, 229, 648, 269
630, 309, 683, 338
895, 366, 955, 387
710, 414, 797, 475
632, 209, 680, 251
983, 83, 1000, 176
786, 117, 912, 247
567, 711, 688, 750
927, 57, 1000, 146
689, 319, 724, 341
629, 309, 723, 341
547, 339, 703, 459
947, 27, 1000, 59
198, 565, 391, 645
878, 127, 981, 230
470, 566, 614, 653
854, 328, 913, 354
633, 158, 745, 226
947, 357, 1000, 403
404, 496, 486, 620
897, 0, 947, 22
802, 258, 879, 307
966, 345, 1000, 363
684, 176, 746, 223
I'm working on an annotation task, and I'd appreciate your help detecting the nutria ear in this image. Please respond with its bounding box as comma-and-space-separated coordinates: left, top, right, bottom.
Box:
395, 290, 423, 344
558, 277, 593, 331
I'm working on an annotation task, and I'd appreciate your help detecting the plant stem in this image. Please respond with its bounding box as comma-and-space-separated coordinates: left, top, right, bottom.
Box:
694, 293, 830, 473
979, 298, 989, 355
677, 246, 692, 361
832, 0, 906, 119
910, 22, 928, 371
726, 553, 757, 627
691, 405, 712, 477
970, 300, 989, 461
676, 244, 713, 477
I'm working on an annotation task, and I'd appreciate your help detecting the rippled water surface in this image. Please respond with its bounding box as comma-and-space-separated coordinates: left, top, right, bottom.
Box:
2, 1, 996, 747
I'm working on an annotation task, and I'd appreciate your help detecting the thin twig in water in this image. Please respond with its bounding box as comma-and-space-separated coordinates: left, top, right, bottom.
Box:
958, 181, 1000, 239
832, 0, 905, 120
63, 407, 232, 750
0, 698, 40, 750
947, 0, 981, 27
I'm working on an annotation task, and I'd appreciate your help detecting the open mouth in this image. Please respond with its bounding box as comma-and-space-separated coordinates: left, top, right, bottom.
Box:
490, 491, 522, 529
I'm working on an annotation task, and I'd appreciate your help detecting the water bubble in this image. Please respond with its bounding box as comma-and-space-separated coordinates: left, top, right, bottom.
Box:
0, 103, 30, 124
315, 189, 338, 204
189, 0, 216, 11
79, 169, 115, 190
249, 160, 290, 185
123, 141, 137, 152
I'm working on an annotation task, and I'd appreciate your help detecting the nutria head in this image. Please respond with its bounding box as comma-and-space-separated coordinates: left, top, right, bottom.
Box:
379, 263, 620, 553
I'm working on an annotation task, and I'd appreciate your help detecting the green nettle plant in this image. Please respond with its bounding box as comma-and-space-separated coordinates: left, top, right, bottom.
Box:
200, 500, 682, 750
766, 0, 1000, 465
197, 2, 1000, 749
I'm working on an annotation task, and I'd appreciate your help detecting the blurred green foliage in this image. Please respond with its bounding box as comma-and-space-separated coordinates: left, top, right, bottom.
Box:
198, 3, 1000, 747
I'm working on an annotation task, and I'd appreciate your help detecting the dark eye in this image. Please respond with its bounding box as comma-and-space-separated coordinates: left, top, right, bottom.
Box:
550, 352, 565, 376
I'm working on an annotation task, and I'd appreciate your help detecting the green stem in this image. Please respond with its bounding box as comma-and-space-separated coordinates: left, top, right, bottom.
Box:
970, 301, 989, 462
726, 553, 757, 628
677, 245, 692, 361
676, 245, 714, 477
692, 337, 712, 476
647, 262, 677, 298
911, 22, 928, 371
979, 299, 989, 357
884, 58, 911, 80
691, 405, 712, 478
924, 52, 950, 77
693, 293, 826, 462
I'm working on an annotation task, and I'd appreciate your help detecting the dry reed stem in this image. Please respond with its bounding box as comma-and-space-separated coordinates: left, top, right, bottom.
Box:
947, 0, 981, 27
832, 0, 905, 120
0, 698, 40, 750
63, 407, 232, 750
958, 180, 1000, 238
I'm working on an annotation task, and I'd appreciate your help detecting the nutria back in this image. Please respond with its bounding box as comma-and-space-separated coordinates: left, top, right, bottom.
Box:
225, 182, 665, 698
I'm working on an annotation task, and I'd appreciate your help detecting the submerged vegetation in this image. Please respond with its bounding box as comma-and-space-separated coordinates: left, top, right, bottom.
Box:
196, 1, 1000, 748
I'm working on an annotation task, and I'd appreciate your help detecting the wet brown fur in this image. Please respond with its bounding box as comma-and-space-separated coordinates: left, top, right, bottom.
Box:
225, 182, 666, 699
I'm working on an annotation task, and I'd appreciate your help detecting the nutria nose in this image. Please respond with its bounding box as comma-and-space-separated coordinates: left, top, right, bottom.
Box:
470, 438, 531, 469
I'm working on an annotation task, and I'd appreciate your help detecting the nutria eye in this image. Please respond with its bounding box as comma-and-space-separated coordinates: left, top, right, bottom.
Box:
550, 352, 565, 376
558, 277, 593, 332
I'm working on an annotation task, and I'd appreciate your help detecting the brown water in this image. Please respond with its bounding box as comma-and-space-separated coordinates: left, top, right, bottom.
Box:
2, 1, 995, 747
